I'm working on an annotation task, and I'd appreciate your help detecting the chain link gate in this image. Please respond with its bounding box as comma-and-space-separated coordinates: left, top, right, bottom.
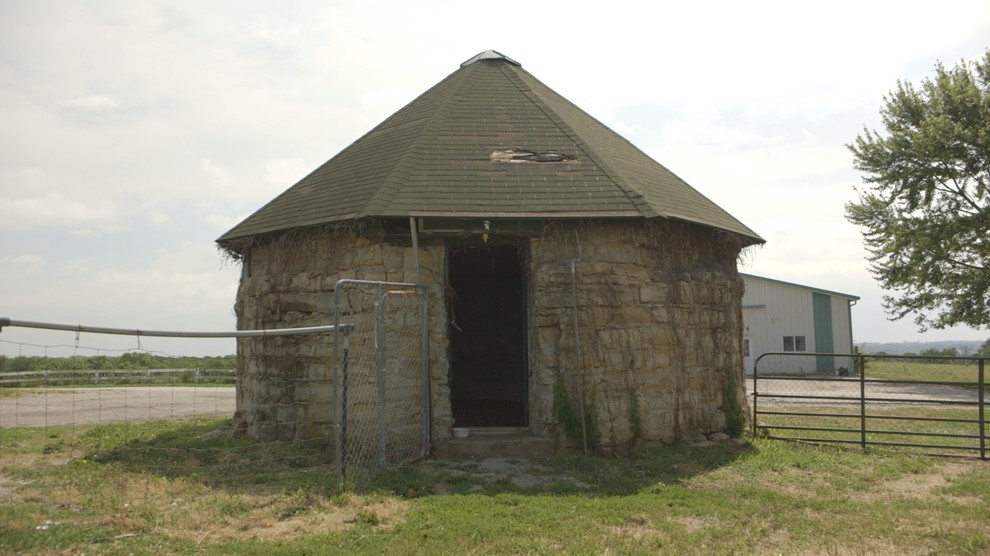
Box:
332, 279, 429, 486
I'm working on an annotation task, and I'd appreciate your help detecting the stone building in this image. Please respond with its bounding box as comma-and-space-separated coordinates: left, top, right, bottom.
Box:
217, 51, 764, 453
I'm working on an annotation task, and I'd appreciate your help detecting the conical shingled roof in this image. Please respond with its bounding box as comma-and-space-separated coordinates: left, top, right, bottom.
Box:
218, 51, 763, 245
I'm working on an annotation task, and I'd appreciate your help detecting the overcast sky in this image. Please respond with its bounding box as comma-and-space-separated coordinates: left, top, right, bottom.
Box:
2, 1, 989, 357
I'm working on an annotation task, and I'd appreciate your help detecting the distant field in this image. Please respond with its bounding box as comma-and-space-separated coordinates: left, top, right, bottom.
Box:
858, 341, 985, 355
865, 359, 984, 384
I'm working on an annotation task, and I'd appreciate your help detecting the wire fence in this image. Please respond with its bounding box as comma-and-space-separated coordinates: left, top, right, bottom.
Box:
332, 280, 429, 486
752, 352, 988, 459
1, 297, 427, 494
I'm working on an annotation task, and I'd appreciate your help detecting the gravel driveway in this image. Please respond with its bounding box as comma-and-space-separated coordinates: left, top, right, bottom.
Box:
2, 380, 980, 428
0, 387, 235, 428
745, 378, 981, 406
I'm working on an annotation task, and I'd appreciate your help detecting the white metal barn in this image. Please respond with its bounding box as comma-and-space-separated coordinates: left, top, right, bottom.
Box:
741, 274, 859, 375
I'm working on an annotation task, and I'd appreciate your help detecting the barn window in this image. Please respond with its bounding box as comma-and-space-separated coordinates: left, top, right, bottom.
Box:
783, 336, 806, 352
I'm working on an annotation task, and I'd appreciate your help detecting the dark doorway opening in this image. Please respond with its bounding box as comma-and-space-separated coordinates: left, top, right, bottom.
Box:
448, 243, 527, 427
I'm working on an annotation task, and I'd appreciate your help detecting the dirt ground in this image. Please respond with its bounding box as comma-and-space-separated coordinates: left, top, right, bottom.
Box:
425, 457, 591, 491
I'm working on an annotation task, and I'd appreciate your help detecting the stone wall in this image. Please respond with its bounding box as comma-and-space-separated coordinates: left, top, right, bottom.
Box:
231, 226, 451, 443
229, 219, 748, 453
527, 220, 747, 451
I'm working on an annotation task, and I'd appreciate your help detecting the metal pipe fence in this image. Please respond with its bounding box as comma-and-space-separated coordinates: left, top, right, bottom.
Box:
752, 352, 988, 459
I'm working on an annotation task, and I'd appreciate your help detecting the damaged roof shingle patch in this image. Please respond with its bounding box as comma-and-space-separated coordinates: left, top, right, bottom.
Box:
490, 148, 577, 163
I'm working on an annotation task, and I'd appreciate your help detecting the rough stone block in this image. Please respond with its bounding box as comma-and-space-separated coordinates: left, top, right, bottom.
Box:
639, 284, 667, 303
649, 327, 676, 347
274, 404, 296, 423
277, 423, 296, 442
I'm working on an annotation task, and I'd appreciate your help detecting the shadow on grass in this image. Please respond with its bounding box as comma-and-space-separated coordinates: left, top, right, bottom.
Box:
84, 417, 337, 495
80, 417, 753, 498
365, 442, 754, 499
558, 442, 752, 494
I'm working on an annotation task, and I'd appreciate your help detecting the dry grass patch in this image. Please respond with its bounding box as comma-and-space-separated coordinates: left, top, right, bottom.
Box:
3, 468, 411, 546
691, 457, 832, 499
169, 495, 410, 544
670, 514, 720, 533
0, 474, 27, 499
852, 460, 986, 505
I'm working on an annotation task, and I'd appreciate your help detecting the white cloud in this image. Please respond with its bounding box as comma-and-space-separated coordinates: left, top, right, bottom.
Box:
0, 192, 117, 230
149, 210, 173, 224
60, 95, 118, 110
61, 258, 91, 273
245, 15, 300, 47
2, 166, 45, 180
263, 157, 309, 185
659, 121, 778, 150
207, 213, 241, 232
201, 159, 232, 186
110, 241, 231, 286
0, 254, 45, 272
361, 86, 416, 109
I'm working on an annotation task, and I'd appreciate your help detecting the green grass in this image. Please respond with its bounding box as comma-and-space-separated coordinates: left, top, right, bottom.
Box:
2, 418, 989, 554
866, 359, 984, 384
758, 405, 987, 455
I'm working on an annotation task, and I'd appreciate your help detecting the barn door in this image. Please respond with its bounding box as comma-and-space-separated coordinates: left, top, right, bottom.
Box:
448, 243, 528, 427
744, 337, 754, 376
812, 293, 835, 372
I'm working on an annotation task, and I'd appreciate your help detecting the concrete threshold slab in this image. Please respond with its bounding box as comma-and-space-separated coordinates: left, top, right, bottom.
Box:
440, 428, 553, 458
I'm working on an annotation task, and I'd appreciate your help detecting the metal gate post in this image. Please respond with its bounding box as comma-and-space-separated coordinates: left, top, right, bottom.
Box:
752, 358, 759, 437
860, 360, 867, 451
340, 334, 350, 477
419, 288, 430, 458
375, 289, 387, 468
333, 286, 345, 489
979, 358, 985, 460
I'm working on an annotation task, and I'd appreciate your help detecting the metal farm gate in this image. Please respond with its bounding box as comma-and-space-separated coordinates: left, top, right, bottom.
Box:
332, 279, 429, 486
752, 352, 987, 459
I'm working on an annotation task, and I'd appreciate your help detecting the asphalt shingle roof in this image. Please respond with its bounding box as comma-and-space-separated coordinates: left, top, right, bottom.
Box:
218, 51, 763, 245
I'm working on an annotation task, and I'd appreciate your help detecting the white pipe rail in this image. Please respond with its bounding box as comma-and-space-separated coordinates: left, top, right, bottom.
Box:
0, 318, 352, 339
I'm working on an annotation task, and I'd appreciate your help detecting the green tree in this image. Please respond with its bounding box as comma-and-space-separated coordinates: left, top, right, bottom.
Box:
978, 338, 990, 357
919, 347, 961, 364
846, 49, 990, 330
117, 351, 155, 369
10, 356, 31, 372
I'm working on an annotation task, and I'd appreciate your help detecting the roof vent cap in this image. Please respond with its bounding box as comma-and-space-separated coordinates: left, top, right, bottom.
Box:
460, 50, 521, 68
